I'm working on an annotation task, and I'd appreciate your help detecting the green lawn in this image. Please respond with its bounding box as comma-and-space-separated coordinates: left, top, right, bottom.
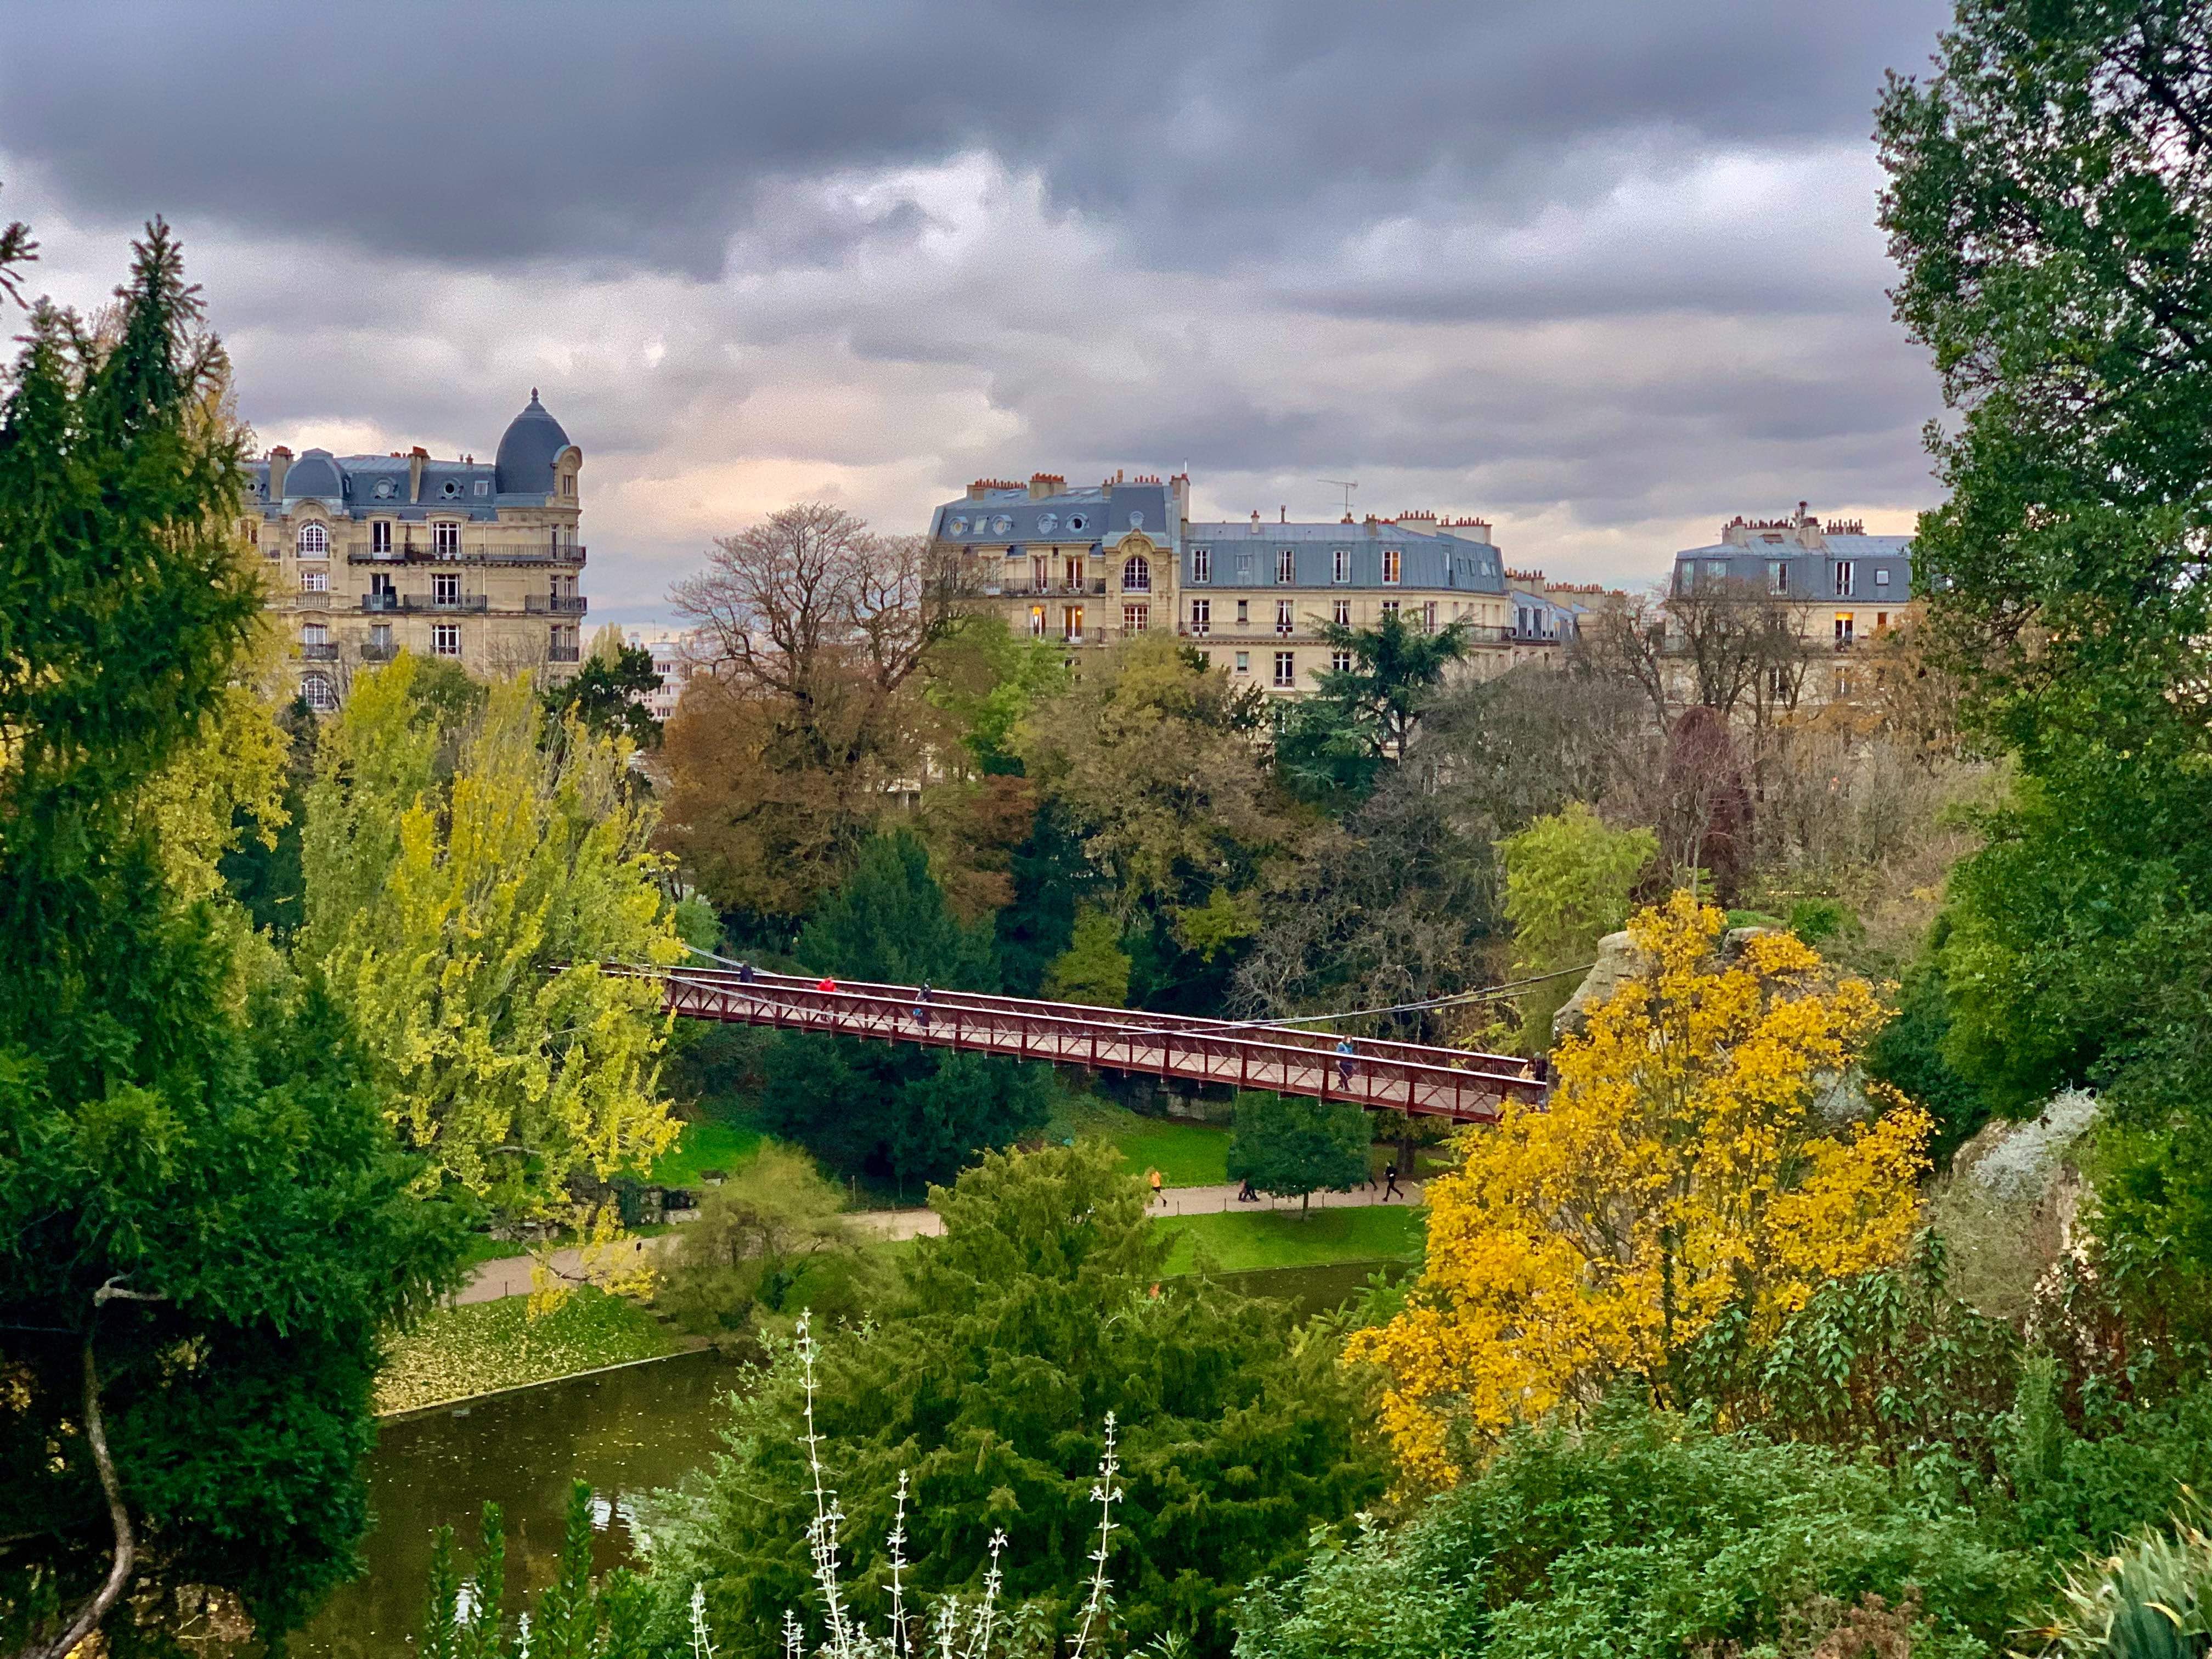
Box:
650, 1118, 764, 1188
376, 1287, 678, 1415
1155, 1204, 1425, 1274
1045, 1092, 1233, 1186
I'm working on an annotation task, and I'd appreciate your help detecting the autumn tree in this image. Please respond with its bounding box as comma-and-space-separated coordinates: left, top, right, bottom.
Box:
1347, 894, 1929, 1486
1499, 803, 1658, 1052
660, 502, 967, 926
1657, 704, 1753, 902
301, 657, 684, 1221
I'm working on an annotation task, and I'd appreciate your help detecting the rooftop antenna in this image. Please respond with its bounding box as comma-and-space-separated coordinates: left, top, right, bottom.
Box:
1321, 478, 1358, 518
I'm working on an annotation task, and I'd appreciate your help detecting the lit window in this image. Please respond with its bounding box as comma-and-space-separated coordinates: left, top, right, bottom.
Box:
1277, 548, 1295, 583
300, 568, 328, 594
1834, 561, 1855, 597
1834, 613, 1855, 647
1273, 651, 1295, 687
1191, 547, 1211, 583
435, 521, 461, 557
1029, 604, 1046, 637
300, 672, 338, 712
296, 522, 328, 558
1121, 555, 1150, 591
1063, 605, 1084, 642
1332, 599, 1351, 627
1381, 548, 1401, 585
1189, 599, 1210, 636
1276, 599, 1294, 635
1123, 603, 1149, 633
1332, 548, 1348, 583
432, 623, 461, 658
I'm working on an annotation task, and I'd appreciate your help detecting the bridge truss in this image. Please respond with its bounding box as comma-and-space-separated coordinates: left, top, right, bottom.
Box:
608, 963, 1545, 1124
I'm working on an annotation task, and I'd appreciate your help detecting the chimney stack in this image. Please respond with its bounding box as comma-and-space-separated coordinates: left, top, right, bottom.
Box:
267, 446, 292, 498
409, 447, 427, 504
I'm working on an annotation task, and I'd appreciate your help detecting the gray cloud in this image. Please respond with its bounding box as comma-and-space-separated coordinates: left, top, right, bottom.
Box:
0, 0, 1955, 620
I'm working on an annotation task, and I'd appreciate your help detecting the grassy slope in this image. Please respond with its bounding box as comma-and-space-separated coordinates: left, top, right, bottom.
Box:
376, 1287, 678, 1415
650, 1118, 765, 1188
1155, 1204, 1425, 1274
1047, 1092, 1233, 1186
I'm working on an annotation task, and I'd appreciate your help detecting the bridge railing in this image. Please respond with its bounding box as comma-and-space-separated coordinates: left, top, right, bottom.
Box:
607, 964, 1544, 1122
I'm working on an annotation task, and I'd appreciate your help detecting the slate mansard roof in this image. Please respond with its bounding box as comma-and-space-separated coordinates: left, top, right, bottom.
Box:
243, 393, 576, 520
1181, 521, 1508, 594
930, 481, 1177, 553
1671, 533, 1915, 597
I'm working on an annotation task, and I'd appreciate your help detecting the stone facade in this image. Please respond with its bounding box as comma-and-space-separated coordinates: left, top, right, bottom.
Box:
926, 473, 1588, 697
243, 391, 588, 708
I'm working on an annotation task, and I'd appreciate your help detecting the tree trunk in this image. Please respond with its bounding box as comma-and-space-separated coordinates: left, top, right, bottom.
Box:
26, 1340, 136, 1659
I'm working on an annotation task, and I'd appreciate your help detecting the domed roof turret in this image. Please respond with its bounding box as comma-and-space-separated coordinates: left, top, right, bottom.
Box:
494, 389, 573, 496
284, 447, 346, 499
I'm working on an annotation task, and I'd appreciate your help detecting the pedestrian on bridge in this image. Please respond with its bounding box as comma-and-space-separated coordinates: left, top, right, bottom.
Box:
1335, 1037, 1358, 1090
912, 981, 933, 1030
737, 960, 756, 984
816, 975, 836, 993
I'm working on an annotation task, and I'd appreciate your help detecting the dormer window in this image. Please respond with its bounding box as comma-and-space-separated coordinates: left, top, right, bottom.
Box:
560, 473, 575, 499
441, 479, 460, 498
1333, 549, 1349, 583
1276, 548, 1295, 583
476, 479, 490, 496
1191, 547, 1210, 583
1381, 548, 1401, 585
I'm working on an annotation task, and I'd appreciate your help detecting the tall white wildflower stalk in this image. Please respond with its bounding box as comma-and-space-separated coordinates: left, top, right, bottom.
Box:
886, 1471, 912, 1658
797, 1313, 859, 1659
689, 1585, 718, 1659
961, 1530, 1009, 1659
1068, 1414, 1123, 1659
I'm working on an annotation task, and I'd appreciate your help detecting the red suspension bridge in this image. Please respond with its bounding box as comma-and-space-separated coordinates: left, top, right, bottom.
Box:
607, 962, 1548, 1124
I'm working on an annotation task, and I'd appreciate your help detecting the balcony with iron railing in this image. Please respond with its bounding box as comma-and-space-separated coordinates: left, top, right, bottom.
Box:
360, 641, 399, 663
523, 593, 590, 614
348, 540, 586, 567
298, 642, 340, 662
360, 592, 490, 613
989, 577, 1109, 597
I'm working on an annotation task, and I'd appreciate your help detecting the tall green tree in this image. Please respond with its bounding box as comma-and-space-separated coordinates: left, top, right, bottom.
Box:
1226, 1092, 1372, 1215
301, 657, 684, 1221
543, 633, 663, 750
1877, 0, 2212, 1301
1500, 803, 1658, 1052
1282, 608, 1472, 794
650, 1143, 1386, 1658
0, 222, 457, 1657
758, 832, 1049, 1186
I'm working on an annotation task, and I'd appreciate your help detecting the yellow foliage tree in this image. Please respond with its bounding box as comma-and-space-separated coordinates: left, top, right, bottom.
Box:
302, 656, 683, 1224
1347, 892, 1929, 1486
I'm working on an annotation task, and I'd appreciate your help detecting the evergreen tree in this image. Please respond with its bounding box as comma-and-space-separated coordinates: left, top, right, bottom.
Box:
1226, 1091, 1372, 1215
0, 222, 458, 1657
543, 634, 663, 749
758, 832, 1049, 1186
652, 1144, 1386, 1658
1294, 608, 1472, 783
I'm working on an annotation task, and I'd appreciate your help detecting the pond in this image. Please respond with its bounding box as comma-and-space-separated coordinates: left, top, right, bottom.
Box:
297, 1259, 1407, 1659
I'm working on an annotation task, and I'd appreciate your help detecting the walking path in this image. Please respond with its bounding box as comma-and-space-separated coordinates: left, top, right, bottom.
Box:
455, 1177, 1427, 1304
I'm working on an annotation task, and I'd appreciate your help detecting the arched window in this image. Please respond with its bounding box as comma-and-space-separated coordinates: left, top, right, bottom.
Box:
299, 672, 338, 713
296, 522, 329, 558
1121, 554, 1150, 592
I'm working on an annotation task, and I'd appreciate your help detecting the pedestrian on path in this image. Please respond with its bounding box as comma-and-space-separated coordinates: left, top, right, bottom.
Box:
1237, 1173, 1258, 1203
1335, 1036, 1358, 1089
1383, 1161, 1403, 1201
1149, 1167, 1164, 1207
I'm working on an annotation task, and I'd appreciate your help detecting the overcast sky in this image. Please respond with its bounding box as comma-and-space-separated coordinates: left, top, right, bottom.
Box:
0, 0, 1955, 627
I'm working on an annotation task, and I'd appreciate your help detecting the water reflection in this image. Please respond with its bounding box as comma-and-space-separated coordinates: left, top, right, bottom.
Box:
298, 1259, 1405, 1659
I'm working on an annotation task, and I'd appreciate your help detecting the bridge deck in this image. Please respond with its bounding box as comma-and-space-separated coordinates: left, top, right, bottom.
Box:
611, 964, 1543, 1122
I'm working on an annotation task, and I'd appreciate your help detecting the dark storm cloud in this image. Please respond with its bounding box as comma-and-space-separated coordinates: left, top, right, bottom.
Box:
1, 0, 1946, 288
